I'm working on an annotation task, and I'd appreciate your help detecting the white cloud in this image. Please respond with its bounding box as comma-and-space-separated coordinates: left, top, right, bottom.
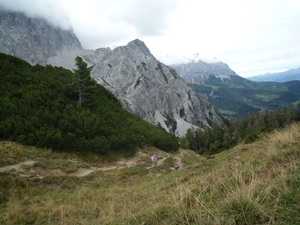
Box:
110, 0, 179, 36
58, 0, 179, 49
1, 0, 300, 77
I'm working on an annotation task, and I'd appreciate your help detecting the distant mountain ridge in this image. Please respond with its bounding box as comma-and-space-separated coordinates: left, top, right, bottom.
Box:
0, 10, 222, 136
171, 60, 238, 84
171, 61, 300, 118
247, 67, 300, 82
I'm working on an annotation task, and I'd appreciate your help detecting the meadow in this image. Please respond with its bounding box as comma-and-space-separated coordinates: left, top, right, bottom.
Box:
1, 123, 300, 224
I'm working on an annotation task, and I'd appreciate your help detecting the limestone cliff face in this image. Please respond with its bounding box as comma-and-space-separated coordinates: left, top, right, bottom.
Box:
171, 60, 238, 84
0, 10, 110, 70
0, 11, 222, 137
0, 10, 82, 66
91, 40, 222, 136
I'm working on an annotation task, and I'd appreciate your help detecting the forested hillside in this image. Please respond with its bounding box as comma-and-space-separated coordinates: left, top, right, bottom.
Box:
0, 53, 178, 155
183, 104, 300, 155
188, 74, 300, 119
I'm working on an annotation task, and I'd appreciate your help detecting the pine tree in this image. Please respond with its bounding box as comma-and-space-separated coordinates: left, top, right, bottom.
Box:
74, 56, 90, 106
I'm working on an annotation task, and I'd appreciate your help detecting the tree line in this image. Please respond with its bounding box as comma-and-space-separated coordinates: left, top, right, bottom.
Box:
182, 104, 300, 155
0, 53, 179, 155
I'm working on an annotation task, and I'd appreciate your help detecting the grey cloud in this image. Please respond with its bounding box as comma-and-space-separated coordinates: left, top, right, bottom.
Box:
78, 27, 133, 50
111, 0, 179, 36
0, 0, 71, 30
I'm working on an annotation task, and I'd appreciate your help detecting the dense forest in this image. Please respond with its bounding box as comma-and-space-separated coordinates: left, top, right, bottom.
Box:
183, 104, 300, 155
0, 53, 179, 155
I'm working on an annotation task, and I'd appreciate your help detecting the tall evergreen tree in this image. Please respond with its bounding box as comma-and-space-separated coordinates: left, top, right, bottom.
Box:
74, 56, 90, 106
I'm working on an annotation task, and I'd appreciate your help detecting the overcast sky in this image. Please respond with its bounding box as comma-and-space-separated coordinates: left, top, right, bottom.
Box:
1, 0, 299, 77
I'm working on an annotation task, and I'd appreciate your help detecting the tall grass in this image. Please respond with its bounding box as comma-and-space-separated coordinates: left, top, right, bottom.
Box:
0, 123, 299, 224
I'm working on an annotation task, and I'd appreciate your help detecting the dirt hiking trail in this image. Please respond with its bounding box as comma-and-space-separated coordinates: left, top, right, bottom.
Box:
0, 149, 197, 179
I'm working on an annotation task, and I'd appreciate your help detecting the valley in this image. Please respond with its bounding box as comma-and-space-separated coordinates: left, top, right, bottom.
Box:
172, 61, 300, 118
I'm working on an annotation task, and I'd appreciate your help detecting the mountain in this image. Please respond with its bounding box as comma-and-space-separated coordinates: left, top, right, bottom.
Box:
0, 10, 105, 70
0, 10, 81, 66
172, 60, 238, 84
0, 10, 222, 137
171, 60, 300, 119
247, 67, 300, 82
0, 52, 179, 153
91, 39, 222, 136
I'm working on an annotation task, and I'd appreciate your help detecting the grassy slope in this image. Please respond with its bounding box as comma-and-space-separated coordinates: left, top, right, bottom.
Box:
1, 123, 300, 224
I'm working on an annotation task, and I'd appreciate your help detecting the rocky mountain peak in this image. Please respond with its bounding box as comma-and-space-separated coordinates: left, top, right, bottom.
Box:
126, 39, 153, 57
109, 39, 154, 62
171, 60, 238, 84
91, 40, 222, 136
0, 10, 222, 137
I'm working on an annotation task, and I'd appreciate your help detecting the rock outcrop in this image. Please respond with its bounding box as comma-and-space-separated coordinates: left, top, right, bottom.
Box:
91, 39, 222, 136
0, 10, 222, 137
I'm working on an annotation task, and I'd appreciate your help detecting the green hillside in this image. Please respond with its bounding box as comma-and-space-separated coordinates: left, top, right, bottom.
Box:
0, 53, 178, 155
189, 75, 300, 118
0, 123, 299, 224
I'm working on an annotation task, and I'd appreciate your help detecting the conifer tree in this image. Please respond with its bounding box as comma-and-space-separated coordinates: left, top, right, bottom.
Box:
74, 56, 90, 106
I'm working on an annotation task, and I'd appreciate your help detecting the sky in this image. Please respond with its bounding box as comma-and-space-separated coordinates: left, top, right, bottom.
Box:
0, 0, 299, 77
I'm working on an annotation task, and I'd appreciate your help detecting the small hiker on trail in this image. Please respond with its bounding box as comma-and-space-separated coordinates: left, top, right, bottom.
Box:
151, 153, 158, 166
174, 163, 180, 170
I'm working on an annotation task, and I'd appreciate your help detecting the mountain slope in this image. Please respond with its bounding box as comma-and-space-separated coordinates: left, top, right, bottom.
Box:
0, 10, 222, 137
248, 67, 300, 82
0, 52, 179, 153
0, 10, 82, 65
0, 10, 104, 70
1, 123, 300, 224
171, 60, 300, 118
91, 39, 222, 136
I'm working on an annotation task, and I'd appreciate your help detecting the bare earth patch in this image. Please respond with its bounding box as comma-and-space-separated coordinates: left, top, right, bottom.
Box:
0, 160, 35, 174
0, 149, 190, 178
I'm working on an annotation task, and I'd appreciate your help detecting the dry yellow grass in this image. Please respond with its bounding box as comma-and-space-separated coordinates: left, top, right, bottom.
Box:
1, 123, 300, 224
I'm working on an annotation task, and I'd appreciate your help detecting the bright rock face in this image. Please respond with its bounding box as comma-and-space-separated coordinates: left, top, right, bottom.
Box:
171, 60, 238, 84
91, 39, 222, 136
0, 11, 222, 137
